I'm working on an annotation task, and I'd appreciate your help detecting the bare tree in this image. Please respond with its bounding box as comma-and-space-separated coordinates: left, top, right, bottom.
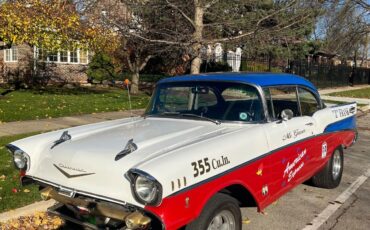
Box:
79, 0, 324, 93
316, 0, 369, 59
115, 0, 322, 73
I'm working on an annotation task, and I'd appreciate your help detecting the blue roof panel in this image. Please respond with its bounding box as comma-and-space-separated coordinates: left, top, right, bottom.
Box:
158, 72, 318, 92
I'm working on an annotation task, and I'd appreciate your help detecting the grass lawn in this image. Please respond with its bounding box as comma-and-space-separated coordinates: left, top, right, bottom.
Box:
329, 87, 370, 99
0, 87, 150, 122
0, 133, 41, 213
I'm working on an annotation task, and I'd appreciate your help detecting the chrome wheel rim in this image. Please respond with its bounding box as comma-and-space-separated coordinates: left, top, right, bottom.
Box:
207, 210, 235, 230
332, 150, 341, 180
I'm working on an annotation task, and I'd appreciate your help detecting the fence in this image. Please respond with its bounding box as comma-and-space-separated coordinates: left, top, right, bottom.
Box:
201, 56, 370, 88
289, 60, 370, 88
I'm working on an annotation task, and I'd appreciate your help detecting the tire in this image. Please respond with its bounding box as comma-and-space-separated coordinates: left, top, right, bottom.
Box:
311, 146, 344, 189
185, 193, 241, 230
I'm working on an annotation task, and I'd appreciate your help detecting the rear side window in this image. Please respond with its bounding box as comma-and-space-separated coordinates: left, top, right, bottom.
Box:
298, 87, 320, 116
264, 86, 300, 119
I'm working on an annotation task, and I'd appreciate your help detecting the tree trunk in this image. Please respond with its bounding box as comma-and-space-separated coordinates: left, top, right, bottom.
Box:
190, 56, 202, 74
131, 71, 140, 94
190, 0, 204, 74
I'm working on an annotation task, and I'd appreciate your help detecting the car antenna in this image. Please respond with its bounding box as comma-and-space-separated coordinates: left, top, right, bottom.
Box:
124, 79, 133, 118
124, 79, 136, 142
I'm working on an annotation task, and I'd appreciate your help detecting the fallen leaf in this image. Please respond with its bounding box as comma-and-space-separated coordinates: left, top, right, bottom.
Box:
242, 218, 251, 224
23, 189, 30, 193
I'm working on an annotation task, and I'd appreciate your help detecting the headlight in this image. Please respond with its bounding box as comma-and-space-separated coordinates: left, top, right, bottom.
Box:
6, 145, 30, 170
135, 175, 158, 203
127, 169, 162, 206
13, 150, 28, 170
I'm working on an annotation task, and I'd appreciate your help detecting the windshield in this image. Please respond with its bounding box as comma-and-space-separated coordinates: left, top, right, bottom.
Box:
145, 81, 264, 123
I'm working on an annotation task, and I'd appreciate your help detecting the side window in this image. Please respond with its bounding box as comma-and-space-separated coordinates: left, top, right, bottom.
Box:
268, 86, 300, 119
298, 87, 320, 116
221, 86, 263, 121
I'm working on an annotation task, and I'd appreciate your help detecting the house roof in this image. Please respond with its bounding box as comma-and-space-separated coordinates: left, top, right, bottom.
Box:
158, 72, 318, 92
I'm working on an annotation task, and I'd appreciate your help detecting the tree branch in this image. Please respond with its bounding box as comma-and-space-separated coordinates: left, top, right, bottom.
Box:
204, 0, 219, 10
125, 32, 191, 46
139, 55, 152, 71
206, 12, 312, 44
354, 0, 370, 10
256, 0, 297, 28
205, 31, 256, 43
100, 14, 191, 46
126, 55, 134, 72
165, 0, 195, 28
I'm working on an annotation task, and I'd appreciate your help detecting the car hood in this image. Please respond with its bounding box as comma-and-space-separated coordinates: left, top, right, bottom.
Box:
10, 117, 244, 206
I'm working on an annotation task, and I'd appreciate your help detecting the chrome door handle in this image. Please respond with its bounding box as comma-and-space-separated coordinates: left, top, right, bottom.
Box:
305, 122, 314, 126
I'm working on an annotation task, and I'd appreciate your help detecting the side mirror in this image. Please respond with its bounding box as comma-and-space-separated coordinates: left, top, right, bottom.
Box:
281, 109, 294, 121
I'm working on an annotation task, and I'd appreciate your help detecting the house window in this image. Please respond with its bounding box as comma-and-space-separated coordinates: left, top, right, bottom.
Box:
47, 51, 58, 62
60, 51, 68, 62
38, 49, 47, 61
36, 48, 89, 64
4, 46, 18, 62
70, 51, 78, 63
80, 50, 88, 64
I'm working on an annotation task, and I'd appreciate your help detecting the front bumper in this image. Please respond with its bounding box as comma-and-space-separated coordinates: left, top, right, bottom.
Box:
41, 187, 151, 229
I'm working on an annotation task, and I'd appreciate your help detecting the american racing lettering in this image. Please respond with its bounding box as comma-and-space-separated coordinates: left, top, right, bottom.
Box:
191, 156, 230, 177
283, 149, 306, 182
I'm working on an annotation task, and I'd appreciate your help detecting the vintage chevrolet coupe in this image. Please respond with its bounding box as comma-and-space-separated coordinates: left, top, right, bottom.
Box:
7, 73, 357, 230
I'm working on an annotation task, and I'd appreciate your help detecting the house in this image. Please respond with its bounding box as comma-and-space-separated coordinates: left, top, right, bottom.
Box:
307, 51, 341, 65
0, 41, 90, 85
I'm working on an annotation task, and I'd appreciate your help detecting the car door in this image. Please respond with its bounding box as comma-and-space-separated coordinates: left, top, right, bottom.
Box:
262, 86, 319, 203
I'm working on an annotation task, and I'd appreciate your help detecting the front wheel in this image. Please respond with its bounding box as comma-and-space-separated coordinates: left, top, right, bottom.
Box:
185, 193, 241, 230
311, 146, 344, 189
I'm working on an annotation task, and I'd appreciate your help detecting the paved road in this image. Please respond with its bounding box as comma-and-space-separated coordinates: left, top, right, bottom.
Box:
241, 112, 370, 230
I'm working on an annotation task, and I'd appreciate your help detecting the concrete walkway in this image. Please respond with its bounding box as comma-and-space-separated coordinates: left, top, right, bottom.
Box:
0, 109, 144, 138
318, 84, 370, 95
318, 85, 370, 106
0, 200, 55, 223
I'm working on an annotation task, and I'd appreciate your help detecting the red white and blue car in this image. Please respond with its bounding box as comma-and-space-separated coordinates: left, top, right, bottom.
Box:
7, 73, 357, 230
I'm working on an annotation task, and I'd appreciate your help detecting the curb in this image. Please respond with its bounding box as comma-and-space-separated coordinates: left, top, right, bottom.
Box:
357, 105, 370, 117
0, 200, 55, 223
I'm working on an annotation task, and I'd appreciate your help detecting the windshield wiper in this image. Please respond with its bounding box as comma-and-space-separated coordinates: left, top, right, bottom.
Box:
181, 113, 221, 125
148, 112, 221, 125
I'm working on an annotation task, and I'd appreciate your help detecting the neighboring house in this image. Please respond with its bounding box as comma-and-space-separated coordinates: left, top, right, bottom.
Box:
0, 42, 90, 85
346, 58, 370, 68
307, 51, 341, 65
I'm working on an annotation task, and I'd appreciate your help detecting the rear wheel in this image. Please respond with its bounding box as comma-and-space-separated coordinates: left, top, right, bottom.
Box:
311, 146, 344, 189
185, 193, 241, 230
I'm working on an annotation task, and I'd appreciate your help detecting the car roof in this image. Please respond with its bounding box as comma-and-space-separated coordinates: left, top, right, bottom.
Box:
158, 72, 318, 92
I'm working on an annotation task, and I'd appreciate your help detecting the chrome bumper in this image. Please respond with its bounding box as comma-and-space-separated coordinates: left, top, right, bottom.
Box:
41, 187, 151, 229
